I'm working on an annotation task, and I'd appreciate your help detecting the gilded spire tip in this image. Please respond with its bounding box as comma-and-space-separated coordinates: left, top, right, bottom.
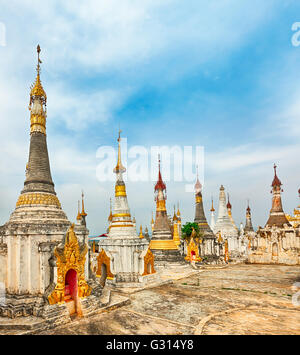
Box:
81, 190, 87, 217
210, 197, 215, 212
114, 129, 126, 174
30, 45, 46, 104
76, 200, 81, 221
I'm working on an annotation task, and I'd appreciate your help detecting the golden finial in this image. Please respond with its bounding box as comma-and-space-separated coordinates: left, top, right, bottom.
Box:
139, 225, 144, 238
76, 200, 81, 221
210, 197, 215, 212
173, 205, 178, 221
37, 44, 41, 71
114, 128, 126, 174
81, 190, 87, 217
30, 45, 47, 104
177, 202, 181, 217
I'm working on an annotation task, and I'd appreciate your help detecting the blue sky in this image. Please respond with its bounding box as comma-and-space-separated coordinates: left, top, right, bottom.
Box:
0, 0, 300, 234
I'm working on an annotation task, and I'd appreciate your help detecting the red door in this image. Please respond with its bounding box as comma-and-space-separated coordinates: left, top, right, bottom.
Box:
65, 269, 78, 301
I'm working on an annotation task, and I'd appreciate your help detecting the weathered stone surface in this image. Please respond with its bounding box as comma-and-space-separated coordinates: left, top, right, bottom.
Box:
249, 225, 300, 265
34, 264, 300, 335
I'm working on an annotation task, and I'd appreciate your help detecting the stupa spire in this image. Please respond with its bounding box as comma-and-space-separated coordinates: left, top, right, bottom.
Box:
173, 205, 178, 222
81, 190, 87, 217
114, 129, 126, 175
210, 197, 216, 230
29, 45, 47, 135
109, 130, 136, 238
227, 194, 232, 210
213, 185, 238, 237
150, 156, 181, 263
194, 169, 214, 236
113, 129, 127, 199
210, 198, 215, 212
194, 165, 202, 196
244, 200, 254, 232
154, 155, 167, 212
151, 211, 155, 231
172, 210, 180, 247
177, 202, 181, 219
226, 193, 238, 231
76, 200, 81, 221
139, 225, 144, 239
155, 155, 166, 192
13, 45, 65, 216
266, 164, 290, 228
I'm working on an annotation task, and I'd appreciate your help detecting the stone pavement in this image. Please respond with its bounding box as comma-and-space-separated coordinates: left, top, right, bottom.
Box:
27, 264, 300, 335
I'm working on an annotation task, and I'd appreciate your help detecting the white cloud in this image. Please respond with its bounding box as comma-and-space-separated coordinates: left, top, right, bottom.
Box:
47, 84, 131, 131
206, 143, 300, 173
1, 0, 277, 74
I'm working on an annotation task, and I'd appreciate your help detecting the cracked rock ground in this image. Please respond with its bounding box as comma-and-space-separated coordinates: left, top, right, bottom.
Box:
39, 264, 300, 335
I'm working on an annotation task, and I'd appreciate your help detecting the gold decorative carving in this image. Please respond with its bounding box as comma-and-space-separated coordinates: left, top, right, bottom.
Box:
96, 249, 114, 280
286, 209, 300, 228
185, 237, 201, 262
217, 232, 223, 243
30, 113, 46, 134
30, 72, 47, 100
156, 199, 166, 212
224, 239, 229, 263
48, 224, 91, 305
142, 248, 156, 276
173, 222, 181, 246
149, 239, 179, 250
196, 195, 202, 203
16, 193, 61, 207
109, 224, 134, 228
139, 225, 144, 238
113, 213, 131, 218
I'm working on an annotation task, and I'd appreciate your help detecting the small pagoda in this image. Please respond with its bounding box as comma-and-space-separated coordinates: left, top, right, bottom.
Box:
149, 157, 183, 266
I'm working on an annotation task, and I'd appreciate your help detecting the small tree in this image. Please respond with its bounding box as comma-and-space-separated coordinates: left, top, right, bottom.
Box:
181, 222, 201, 240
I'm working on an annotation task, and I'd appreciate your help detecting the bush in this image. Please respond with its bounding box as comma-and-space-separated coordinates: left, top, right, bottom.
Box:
181, 222, 200, 239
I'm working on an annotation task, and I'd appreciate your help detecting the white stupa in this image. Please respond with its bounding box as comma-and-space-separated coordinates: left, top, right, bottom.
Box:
97, 130, 159, 288
213, 185, 239, 253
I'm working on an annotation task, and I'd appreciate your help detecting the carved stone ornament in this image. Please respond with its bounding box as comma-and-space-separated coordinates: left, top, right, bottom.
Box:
48, 224, 91, 305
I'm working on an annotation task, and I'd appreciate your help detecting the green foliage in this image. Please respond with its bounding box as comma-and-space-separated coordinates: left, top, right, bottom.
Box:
181, 222, 200, 239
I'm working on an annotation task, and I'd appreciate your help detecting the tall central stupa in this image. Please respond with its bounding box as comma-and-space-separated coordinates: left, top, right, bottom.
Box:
10, 45, 69, 225
0, 46, 100, 321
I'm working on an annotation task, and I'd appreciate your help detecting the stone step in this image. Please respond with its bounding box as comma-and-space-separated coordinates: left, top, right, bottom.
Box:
0, 316, 45, 330
99, 288, 111, 305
